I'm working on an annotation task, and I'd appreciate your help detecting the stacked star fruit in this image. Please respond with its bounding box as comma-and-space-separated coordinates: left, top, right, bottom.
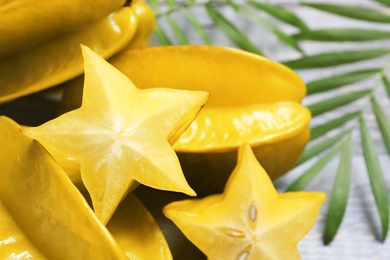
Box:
0, 0, 326, 259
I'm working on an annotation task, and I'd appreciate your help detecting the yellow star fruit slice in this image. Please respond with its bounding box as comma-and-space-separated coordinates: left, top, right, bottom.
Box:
164, 144, 326, 260
0, 6, 137, 103
108, 45, 309, 192
23, 45, 209, 225
41, 0, 156, 182
108, 193, 173, 260
0, 116, 127, 259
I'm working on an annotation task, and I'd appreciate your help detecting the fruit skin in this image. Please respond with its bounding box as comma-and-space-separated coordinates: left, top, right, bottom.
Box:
0, 116, 127, 259
164, 144, 326, 260
107, 193, 173, 260
57, 45, 310, 194
124, 0, 156, 49
110, 46, 306, 104
23, 46, 209, 225
108, 45, 310, 194
0, 0, 125, 57
57, 0, 157, 116
179, 127, 310, 194
0, 7, 138, 104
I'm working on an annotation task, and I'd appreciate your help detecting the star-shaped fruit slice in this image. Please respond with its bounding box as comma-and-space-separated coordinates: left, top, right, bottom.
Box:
23, 45, 209, 224
0, 116, 127, 259
164, 144, 326, 260
107, 46, 311, 194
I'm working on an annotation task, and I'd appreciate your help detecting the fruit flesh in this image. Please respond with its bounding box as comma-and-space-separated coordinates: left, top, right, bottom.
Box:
108, 46, 310, 193
23, 46, 209, 225
164, 144, 326, 260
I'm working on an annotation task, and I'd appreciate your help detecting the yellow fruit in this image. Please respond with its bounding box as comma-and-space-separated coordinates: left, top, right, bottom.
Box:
0, 116, 127, 259
57, 0, 156, 116
123, 0, 156, 49
30, 0, 156, 183
0, 0, 125, 57
23, 46, 209, 224
164, 144, 326, 260
109, 45, 310, 193
108, 193, 173, 259
0, 7, 138, 104
110, 46, 305, 103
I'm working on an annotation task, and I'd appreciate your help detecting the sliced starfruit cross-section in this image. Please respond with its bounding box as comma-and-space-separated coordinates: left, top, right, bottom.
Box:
23, 45, 209, 225
0, 116, 127, 259
109, 45, 310, 194
164, 144, 326, 260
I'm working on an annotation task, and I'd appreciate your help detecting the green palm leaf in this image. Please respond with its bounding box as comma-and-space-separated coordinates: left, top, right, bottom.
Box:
148, 0, 303, 55
283, 49, 390, 69
165, 15, 190, 44
286, 141, 343, 192
205, 3, 263, 55
382, 75, 390, 99
359, 115, 389, 242
182, 9, 212, 44
154, 26, 173, 45
297, 128, 352, 165
372, 96, 390, 154
324, 136, 352, 245
375, 0, 390, 7
293, 28, 390, 42
307, 89, 371, 117
229, 2, 302, 53
248, 0, 309, 31
306, 68, 381, 95
310, 111, 360, 141
301, 2, 390, 23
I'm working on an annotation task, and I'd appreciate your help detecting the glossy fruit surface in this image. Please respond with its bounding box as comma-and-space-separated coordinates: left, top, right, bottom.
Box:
108, 193, 173, 259
23, 46, 209, 225
110, 45, 306, 105
124, 0, 156, 49
0, 116, 127, 259
58, 0, 157, 116
0, 0, 125, 57
109, 45, 310, 192
0, 7, 137, 103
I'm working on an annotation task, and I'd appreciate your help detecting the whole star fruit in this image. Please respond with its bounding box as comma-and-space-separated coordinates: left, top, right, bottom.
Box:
107, 193, 173, 259
0, 6, 137, 104
108, 45, 310, 194
0, 116, 128, 259
164, 144, 326, 260
0, 0, 125, 58
23, 45, 209, 225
